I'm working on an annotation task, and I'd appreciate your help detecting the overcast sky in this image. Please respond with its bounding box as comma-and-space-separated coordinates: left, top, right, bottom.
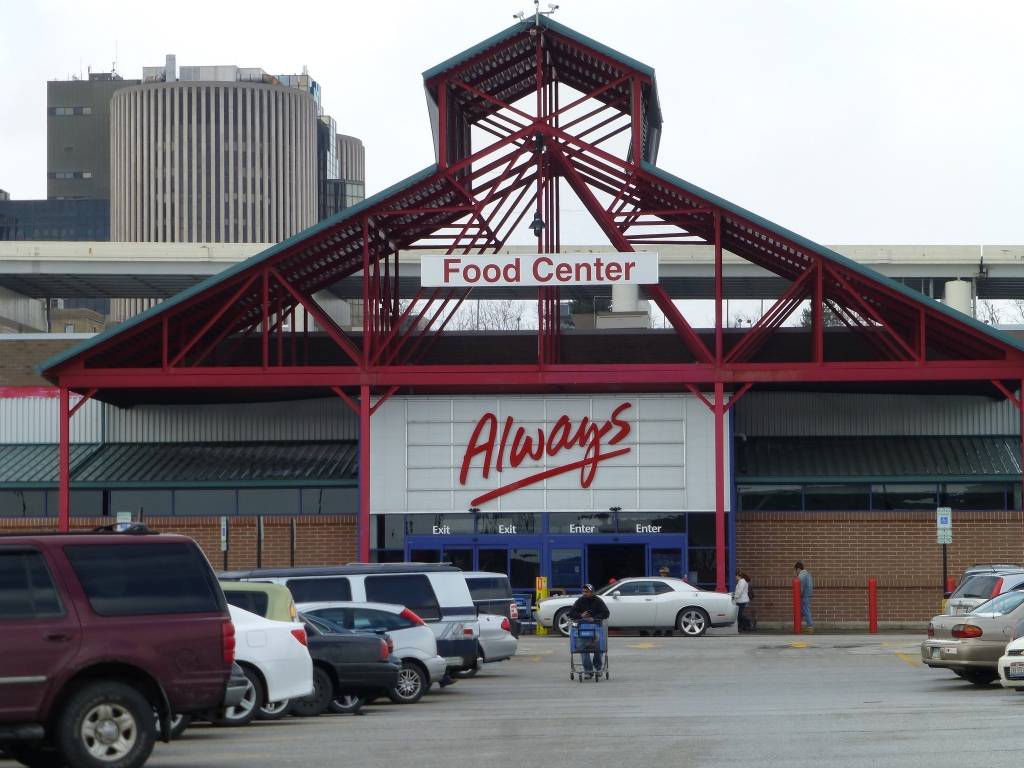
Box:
2, 0, 1023, 246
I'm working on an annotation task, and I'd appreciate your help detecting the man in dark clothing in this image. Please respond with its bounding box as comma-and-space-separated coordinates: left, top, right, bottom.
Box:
568, 584, 610, 677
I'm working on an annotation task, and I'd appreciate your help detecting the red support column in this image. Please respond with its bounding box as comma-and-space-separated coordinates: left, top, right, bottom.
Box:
714, 211, 723, 363
359, 384, 371, 563
714, 380, 726, 592
59, 385, 70, 532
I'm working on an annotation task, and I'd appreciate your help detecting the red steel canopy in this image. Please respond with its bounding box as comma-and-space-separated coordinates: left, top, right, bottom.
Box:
39, 17, 1024, 586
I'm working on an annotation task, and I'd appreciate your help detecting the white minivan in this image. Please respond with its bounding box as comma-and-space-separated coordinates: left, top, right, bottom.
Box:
219, 564, 481, 675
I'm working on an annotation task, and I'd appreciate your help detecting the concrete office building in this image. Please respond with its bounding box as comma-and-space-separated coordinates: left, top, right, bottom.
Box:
110, 57, 318, 243
47, 73, 141, 201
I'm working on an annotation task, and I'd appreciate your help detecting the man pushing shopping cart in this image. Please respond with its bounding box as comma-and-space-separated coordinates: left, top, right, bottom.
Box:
568, 583, 610, 680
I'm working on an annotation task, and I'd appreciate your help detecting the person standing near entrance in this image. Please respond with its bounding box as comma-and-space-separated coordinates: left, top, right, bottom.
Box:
795, 562, 814, 633
568, 584, 610, 677
733, 570, 752, 632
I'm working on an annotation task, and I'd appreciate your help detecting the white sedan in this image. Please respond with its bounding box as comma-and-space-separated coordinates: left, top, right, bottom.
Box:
212, 605, 314, 726
998, 624, 1024, 691
534, 578, 737, 637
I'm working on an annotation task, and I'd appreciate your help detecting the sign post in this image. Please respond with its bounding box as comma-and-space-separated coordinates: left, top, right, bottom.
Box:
535, 576, 549, 635
114, 511, 132, 531
220, 516, 229, 571
936, 507, 952, 593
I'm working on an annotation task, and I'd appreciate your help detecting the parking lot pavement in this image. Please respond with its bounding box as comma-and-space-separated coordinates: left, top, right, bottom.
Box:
42, 632, 1022, 768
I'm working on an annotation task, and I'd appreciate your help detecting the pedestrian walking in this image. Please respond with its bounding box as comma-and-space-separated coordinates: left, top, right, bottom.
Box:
733, 570, 753, 631
795, 562, 813, 633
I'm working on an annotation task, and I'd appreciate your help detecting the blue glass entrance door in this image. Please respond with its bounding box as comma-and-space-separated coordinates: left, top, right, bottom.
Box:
405, 536, 543, 593
546, 534, 688, 593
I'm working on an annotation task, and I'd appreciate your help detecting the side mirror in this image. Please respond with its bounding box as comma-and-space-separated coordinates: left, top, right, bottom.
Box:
943, 592, 953, 599
610, 592, 619, 598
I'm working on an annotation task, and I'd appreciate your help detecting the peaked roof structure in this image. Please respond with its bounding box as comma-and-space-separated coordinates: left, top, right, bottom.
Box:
39, 15, 1024, 396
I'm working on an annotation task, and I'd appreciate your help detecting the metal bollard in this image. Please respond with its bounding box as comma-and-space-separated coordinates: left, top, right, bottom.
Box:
868, 578, 878, 634
793, 578, 802, 634
946, 576, 956, 594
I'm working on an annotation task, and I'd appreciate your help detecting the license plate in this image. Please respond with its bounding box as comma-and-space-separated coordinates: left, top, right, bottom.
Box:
944, 647, 957, 655
954, 607, 968, 615
931, 648, 941, 659
1009, 663, 1024, 680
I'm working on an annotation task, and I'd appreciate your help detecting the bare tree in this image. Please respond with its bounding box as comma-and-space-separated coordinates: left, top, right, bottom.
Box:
977, 299, 1004, 326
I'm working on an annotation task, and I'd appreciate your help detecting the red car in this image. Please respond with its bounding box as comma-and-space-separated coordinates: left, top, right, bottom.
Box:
0, 525, 242, 768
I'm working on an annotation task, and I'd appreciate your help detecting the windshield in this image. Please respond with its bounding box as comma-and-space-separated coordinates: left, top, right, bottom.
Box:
971, 590, 1024, 616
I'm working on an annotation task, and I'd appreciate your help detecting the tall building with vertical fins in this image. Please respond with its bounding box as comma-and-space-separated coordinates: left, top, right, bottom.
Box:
109, 56, 319, 243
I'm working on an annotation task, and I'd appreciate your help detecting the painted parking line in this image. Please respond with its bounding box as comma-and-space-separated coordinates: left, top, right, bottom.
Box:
895, 651, 919, 667
627, 642, 664, 649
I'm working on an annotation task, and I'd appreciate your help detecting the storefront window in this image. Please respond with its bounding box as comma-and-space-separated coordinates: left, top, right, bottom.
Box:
372, 514, 405, 549
109, 490, 173, 517
443, 548, 474, 571
0, 491, 46, 517
651, 548, 684, 578
405, 513, 474, 535
551, 548, 582, 589
371, 550, 405, 563
70, 491, 104, 516
238, 489, 300, 516
687, 548, 717, 585
477, 549, 507, 573
940, 483, 1006, 511
174, 489, 236, 516
737, 485, 802, 511
301, 488, 357, 514
617, 513, 686, 534
409, 549, 441, 563
509, 548, 540, 590
871, 484, 937, 510
804, 485, 870, 511
548, 512, 614, 534
476, 513, 541, 535
687, 514, 715, 547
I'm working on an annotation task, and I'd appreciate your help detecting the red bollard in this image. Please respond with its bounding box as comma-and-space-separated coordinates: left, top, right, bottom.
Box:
946, 576, 956, 595
793, 578, 802, 634
868, 577, 878, 634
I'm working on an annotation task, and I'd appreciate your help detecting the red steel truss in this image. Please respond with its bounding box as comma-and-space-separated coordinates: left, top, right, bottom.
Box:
42, 18, 1024, 589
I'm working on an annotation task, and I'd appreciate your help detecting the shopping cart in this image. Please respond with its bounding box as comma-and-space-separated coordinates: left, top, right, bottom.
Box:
569, 620, 609, 682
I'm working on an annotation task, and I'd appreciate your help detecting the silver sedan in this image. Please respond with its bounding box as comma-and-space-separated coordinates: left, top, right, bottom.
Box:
534, 578, 737, 637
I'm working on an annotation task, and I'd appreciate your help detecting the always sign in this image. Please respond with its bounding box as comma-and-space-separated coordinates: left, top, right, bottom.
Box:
459, 403, 633, 506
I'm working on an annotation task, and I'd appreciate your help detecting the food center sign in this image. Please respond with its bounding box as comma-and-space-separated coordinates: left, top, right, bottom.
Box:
421, 252, 658, 287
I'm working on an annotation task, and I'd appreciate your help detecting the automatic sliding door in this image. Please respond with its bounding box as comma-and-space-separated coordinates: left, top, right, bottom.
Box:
477, 548, 508, 574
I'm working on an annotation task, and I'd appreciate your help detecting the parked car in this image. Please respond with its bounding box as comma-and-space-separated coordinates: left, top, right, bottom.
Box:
997, 619, 1024, 691
945, 570, 1024, 615
294, 615, 403, 711
220, 565, 481, 675
297, 601, 448, 698
195, 605, 313, 727
535, 577, 738, 637
463, 571, 521, 637
922, 590, 1024, 684
958, 563, 1024, 585
221, 581, 299, 623
474, 612, 517, 666
0, 526, 240, 768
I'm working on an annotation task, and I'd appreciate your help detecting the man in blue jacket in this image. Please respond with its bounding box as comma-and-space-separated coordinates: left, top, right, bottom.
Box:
795, 562, 814, 633
569, 584, 610, 677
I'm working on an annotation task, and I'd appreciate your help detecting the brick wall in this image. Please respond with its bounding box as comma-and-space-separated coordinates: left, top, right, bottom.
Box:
0, 515, 358, 570
0, 339, 83, 386
736, 511, 1024, 624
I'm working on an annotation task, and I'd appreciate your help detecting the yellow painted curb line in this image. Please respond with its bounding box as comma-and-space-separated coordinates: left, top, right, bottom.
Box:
895, 651, 919, 667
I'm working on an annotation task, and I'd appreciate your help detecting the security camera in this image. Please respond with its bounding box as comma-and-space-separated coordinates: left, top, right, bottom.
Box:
549, 3, 559, 9
513, 11, 525, 19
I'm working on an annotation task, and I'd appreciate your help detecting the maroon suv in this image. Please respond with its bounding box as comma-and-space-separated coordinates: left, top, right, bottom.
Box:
0, 526, 240, 768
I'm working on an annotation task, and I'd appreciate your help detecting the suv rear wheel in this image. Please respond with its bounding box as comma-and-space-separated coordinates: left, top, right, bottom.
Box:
54, 682, 155, 768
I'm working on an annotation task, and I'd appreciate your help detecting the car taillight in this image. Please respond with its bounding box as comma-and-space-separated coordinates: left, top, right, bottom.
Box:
926, 622, 934, 637
951, 624, 983, 639
289, 603, 298, 621
509, 602, 519, 619
464, 627, 475, 635
500, 617, 510, 632
399, 608, 425, 626
222, 621, 236, 664
991, 578, 1004, 598
290, 628, 307, 646
386, 637, 394, 653
380, 639, 389, 661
